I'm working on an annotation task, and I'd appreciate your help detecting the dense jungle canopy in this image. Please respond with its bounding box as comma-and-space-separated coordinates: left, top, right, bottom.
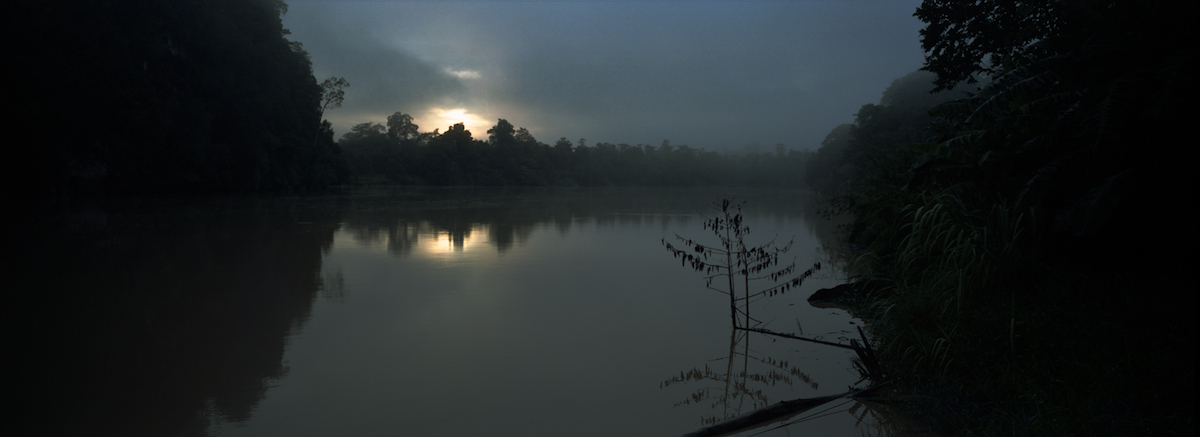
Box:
802, 1, 1196, 434
14, 0, 347, 196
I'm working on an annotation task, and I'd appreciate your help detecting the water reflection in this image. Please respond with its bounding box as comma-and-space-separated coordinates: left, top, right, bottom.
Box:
14, 187, 859, 437
335, 186, 822, 259
340, 207, 537, 256
665, 327, 923, 436
15, 196, 344, 437
662, 329, 821, 426
422, 224, 487, 255
344, 219, 493, 257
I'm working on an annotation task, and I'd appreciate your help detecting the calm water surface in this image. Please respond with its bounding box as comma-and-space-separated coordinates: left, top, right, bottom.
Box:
17, 187, 903, 436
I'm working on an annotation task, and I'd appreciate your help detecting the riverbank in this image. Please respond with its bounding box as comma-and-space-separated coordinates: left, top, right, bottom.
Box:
819, 259, 1196, 436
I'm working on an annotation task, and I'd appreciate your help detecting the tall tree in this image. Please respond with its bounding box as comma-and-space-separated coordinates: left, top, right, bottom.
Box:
908, 0, 1196, 239
318, 77, 350, 125
915, 0, 1056, 91
487, 119, 516, 146
386, 112, 419, 143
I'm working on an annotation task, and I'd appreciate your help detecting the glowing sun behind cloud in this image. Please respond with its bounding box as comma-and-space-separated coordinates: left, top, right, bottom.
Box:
420, 107, 492, 136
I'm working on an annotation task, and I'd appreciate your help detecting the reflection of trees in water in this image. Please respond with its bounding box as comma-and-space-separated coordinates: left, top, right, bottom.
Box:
661, 330, 819, 427
343, 214, 522, 255
338, 187, 817, 256
320, 267, 347, 302
11, 188, 831, 436
15, 197, 343, 437
798, 193, 866, 285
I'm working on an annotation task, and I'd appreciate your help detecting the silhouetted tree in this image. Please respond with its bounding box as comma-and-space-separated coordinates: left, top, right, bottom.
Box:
663, 199, 819, 329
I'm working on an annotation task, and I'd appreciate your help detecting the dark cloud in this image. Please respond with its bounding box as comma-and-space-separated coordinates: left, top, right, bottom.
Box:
284, 0, 927, 150
284, 3, 469, 125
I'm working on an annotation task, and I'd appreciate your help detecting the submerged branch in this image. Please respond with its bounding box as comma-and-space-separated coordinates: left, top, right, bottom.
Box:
677, 380, 893, 437
677, 391, 851, 437
735, 326, 857, 350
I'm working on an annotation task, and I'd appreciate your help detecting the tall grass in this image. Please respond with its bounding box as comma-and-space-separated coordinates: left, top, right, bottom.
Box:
892, 192, 1033, 312
850, 189, 1196, 435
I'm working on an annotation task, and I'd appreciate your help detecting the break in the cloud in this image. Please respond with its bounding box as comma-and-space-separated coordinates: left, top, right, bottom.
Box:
445, 68, 483, 80
283, 0, 928, 151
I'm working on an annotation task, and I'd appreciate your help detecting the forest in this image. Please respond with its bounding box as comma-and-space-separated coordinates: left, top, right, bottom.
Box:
14, 0, 349, 196
10, 0, 809, 197
335, 116, 808, 187
804, 1, 1196, 435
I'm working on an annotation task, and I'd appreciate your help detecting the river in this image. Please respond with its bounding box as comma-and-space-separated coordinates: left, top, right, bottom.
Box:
13, 187, 907, 436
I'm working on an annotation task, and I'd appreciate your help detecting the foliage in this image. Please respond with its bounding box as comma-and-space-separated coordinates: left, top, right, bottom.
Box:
839, 0, 1197, 435
663, 199, 819, 329
318, 77, 350, 119
804, 71, 971, 198
903, 0, 1196, 248
14, 0, 349, 196
915, 0, 1056, 91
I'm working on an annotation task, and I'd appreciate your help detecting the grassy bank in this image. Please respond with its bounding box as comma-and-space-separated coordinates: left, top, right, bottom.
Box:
842, 193, 1195, 436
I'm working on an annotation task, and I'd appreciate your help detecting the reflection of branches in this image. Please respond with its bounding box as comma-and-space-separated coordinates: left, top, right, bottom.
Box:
732, 396, 903, 437
846, 398, 930, 437
660, 330, 819, 426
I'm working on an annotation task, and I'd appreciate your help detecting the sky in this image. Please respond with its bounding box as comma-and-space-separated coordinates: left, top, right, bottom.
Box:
283, 0, 929, 152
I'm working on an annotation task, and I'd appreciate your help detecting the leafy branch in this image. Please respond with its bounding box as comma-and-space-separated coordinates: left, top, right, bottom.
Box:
663, 199, 820, 329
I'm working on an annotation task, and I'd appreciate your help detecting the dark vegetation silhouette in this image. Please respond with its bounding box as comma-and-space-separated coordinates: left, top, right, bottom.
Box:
12, 197, 344, 436
338, 117, 811, 188
803, 70, 973, 198
802, 0, 1196, 434
12, 0, 811, 198
16, 0, 350, 196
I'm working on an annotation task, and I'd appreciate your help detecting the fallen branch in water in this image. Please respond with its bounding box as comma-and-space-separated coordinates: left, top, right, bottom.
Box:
677, 392, 849, 437
677, 383, 894, 437
734, 326, 856, 350
738, 325, 887, 384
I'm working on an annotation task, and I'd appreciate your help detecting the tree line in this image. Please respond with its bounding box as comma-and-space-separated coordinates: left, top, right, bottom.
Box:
337, 116, 811, 188
802, 70, 973, 196
12, 0, 818, 197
